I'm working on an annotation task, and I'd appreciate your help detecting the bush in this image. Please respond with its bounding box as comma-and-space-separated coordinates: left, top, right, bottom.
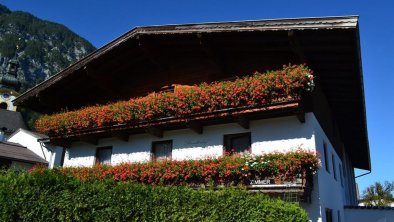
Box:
0, 170, 309, 222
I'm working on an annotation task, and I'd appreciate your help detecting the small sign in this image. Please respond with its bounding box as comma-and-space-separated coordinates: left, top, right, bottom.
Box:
249, 179, 272, 185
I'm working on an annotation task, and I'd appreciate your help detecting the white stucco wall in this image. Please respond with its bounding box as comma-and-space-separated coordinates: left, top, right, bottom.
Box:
7, 129, 63, 168
7, 129, 50, 160
305, 114, 347, 222
60, 112, 356, 222
63, 113, 316, 167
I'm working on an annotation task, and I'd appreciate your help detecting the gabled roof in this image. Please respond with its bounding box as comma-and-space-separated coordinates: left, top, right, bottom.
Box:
0, 141, 48, 164
8, 128, 48, 140
14, 16, 359, 109
0, 109, 26, 133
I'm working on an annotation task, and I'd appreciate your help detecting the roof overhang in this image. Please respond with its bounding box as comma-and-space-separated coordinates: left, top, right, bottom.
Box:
13, 16, 370, 170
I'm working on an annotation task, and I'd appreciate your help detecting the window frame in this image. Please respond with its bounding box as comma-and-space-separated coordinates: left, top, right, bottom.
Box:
339, 163, 344, 187
95, 146, 112, 165
323, 142, 330, 173
332, 154, 337, 180
151, 140, 173, 161
223, 132, 252, 154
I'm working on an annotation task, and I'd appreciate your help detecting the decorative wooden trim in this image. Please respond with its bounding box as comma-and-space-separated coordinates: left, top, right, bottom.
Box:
112, 133, 130, 142
237, 115, 250, 129
47, 101, 300, 144
80, 136, 98, 146
146, 127, 163, 138
296, 100, 306, 123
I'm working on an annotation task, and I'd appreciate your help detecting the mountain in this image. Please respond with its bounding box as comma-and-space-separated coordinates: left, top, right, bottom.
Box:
0, 4, 96, 91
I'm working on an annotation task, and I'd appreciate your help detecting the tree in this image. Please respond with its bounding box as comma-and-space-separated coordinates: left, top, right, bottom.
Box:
362, 181, 394, 207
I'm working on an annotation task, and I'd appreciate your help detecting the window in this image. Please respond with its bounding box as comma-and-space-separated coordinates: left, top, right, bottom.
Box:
339, 163, 344, 187
95, 147, 112, 165
325, 208, 333, 222
323, 142, 330, 173
152, 140, 172, 161
224, 132, 251, 154
337, 210, 341, 222
332, 154, 337, 180
0, 102, 7, 110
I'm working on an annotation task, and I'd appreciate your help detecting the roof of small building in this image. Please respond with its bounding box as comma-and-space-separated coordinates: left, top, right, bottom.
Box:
345, 205, 394, 210
0, 109, 27, 133
8, 128, 48, 140
0, 141, 48, 164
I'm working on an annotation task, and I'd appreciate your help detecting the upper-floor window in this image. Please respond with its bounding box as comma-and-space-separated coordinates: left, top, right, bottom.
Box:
339, 163, 344, 187
224, 132, 251, 154
332, 154, 337, 180
95, 146, 112, 165
323, 142, 330, 173
152, 140, 172, 161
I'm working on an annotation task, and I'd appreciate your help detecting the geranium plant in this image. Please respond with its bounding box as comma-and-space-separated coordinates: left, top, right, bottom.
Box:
35, 64, 314, 135
30, 150, 320, 187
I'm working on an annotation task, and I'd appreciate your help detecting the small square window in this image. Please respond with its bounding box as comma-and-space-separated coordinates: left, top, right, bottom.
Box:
325, 208, 333, 222
332, 154, 337, 180
224, 132, 251, 154
323, 142, 330, 173
152, 140, 172, 161
95, 147, 112, 165
339, 163, 344, 187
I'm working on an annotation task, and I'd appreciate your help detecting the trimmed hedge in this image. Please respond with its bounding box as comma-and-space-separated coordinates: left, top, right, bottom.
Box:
0, 170, 309, 222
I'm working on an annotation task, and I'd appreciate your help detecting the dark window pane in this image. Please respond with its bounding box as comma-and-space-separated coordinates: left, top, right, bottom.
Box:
153, 141, 172, 161
96, 147, 112, 165
326, 208, 333, 222
324, 143, 330, 173
332, 154, 337, 180
224, 133, 251, 154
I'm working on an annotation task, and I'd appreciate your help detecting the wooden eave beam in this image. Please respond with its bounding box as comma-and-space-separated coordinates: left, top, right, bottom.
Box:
112, 133, 130, 142
188, 121, 203, 134
196, 34, 228, 75
288, 30, 307, 63
83, 66, 118, 96
237, 115, 250, 129
80, 136, 99, 146
295, 101, 306, 123
146, 127, 163, 138
137, 37, 170, 73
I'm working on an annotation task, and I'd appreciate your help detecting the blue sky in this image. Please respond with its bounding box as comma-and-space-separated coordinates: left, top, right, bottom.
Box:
1, 0, 393, 193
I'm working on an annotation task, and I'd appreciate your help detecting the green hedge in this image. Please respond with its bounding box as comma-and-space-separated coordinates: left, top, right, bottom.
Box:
0, 170, 308, 222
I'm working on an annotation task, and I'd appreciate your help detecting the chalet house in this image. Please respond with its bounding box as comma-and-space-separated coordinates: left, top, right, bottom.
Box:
14, 16, 372, 222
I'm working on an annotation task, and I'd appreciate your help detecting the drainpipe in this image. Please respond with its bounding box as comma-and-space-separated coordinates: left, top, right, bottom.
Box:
355, 170, 371, 178
355, 170, 371, 205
